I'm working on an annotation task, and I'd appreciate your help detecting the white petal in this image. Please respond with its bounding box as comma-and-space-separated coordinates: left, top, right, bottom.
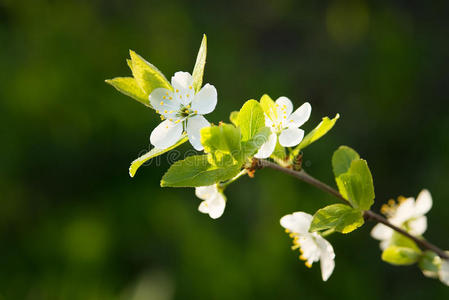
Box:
171, 72, 194, 105
186, 115, 210, 151
171, 71, 193, 91
414, 189, 432, 216
287, 102, 311, 128
191, 84, 217, 115
275, 96, 293, 117
198, 201, 209, 214
390, 198, 415, 225
150, 120, 183, 149
299, 234, 321, 265
440, 260, 449, 286
280, 212, 312, 234
195, 185, 218, 201
149, 88, 181, 119
370, 224, 394, 243
316, 235, 335, 281
278, 128, 304, 147
207, 193, 226, 219
408, 216, 427, 236
254, 132, 277, 159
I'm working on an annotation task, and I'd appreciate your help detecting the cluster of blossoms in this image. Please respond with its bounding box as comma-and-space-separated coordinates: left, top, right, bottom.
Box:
371, 190, 449, 286
106, 35, 448, 285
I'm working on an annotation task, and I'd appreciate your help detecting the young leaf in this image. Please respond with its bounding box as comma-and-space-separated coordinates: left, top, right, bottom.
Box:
336, 159, 375, 210
240, 126, 271, 160
237, 100, 265, 141
129, 135, 189, 177
291, 114, 340, 156
419, 251, 441, 278
310, 204, 364, 234
126, 59, 133, 71
201, 124, 242, 166
161, 155, 241, 187
192, 34, 207, 93
382, 245, 421, 266
129, 50, 172, 96
105, 77, 150, 107
332, 146, 360, 177
229, 111, 239, 126
259, 94, 277, 120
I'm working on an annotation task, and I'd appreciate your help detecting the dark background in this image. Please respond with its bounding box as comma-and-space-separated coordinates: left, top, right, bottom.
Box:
1, 0, 449, 299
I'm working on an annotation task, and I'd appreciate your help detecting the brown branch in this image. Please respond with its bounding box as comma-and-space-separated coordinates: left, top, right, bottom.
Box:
257, 159, 449, 260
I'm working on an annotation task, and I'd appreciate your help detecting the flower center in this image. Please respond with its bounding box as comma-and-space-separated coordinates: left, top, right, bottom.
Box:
381, 196, 407, 217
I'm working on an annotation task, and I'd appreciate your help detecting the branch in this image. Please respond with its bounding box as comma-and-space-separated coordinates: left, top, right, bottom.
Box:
257, 159, 449, 260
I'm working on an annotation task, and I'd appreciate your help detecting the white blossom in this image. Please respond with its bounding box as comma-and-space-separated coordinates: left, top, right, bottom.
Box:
255, 97, 311, 158
195, 184, 226, 219
371, 189, 432, 250
149, 72, 217, 151
280, 212, 335, 281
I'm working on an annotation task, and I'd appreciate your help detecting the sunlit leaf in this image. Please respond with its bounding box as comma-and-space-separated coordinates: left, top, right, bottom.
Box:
310, 204, 364, 234
129, 50, 172, 96
201, 124, 242, 166
129, 135, 188, 177
332, 145, 360, 177
336, 159, 375, 210
292, 114, 340, 155
105, 77, 150, 107
237, 100, 265, 141
161, 155, 241, 187
229, 111, 239, 126
192, 34, 207, 93
382, 245, 421, 266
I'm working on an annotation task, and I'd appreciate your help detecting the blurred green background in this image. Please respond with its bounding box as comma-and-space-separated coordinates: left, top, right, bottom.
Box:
1, 0, 449, 299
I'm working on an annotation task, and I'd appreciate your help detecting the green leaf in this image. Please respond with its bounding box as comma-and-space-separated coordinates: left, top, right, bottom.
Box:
161, 155, 241, 187
259, 94, 277, 120
129, 135, 188, 177
201, 124, 242, 166
126, 59, 133, 71
382, 245, 421, 266
310, 204, 364, 234
419, 251, 441, 278
230, 111, 239, 126
105, 77, 150, 107
271, 140, 287, 161
336, 159, 375, 210
240, 126, 271, 160
192, 34, 207, 93
292, 114, 340, 156
237, 100, 266, 141
389, 232, 420, 251
332, 146, 360, 177
129, 50, 172, 96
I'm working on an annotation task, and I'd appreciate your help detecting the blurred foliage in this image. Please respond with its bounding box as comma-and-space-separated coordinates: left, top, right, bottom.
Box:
1, 0, 449, 299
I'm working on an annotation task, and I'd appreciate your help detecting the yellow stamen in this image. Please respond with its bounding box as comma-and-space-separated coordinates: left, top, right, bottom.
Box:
305, 262, 312, 268
299, 255, 306, 261
186, 94, 190, 98
160, 116, 165, 120
169, 118, 173, 122
194, 110, 198, 114
163, 96, 166, 99
285, 229, 290, 233
164, 110, 168, 113
169, 110, 174, 113
169, 96, 172, 100
176, 89, 179, 93
189, 86, 192, 89
388, 199, 395, 206
186, 104, 191, 108
160, 101, 164, 105
156, 110, 159, 114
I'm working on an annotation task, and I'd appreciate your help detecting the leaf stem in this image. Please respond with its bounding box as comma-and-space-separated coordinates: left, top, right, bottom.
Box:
219, 169, 247, 189
257, 159, 449, 259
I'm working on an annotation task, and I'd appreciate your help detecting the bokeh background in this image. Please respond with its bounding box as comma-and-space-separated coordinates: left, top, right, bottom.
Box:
1, 0, 449, 299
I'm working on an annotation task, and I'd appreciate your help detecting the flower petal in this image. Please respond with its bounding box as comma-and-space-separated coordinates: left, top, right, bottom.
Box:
254, 132, 277, 159
287, 102, 311, 128
280, 212, 312, 234
440, 260, 449, 286
414, 189, 432, 216
186, 115, 210, 151
171, 72, 194, 105
191, 84, 217, 115
150, 120, 183, 149
409, 216, 427, 236
316, 235, 335, 281
390, 198, 415, 225
195, 185, 218, 201
278, 128, 304, 147
275, 96, 293, 117
370, 223, 394, 242
198, 193, 226, 219
149, 88, 181, 119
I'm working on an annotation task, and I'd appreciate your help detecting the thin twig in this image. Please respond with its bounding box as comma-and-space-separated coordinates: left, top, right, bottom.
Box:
257, 159, 449, 259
